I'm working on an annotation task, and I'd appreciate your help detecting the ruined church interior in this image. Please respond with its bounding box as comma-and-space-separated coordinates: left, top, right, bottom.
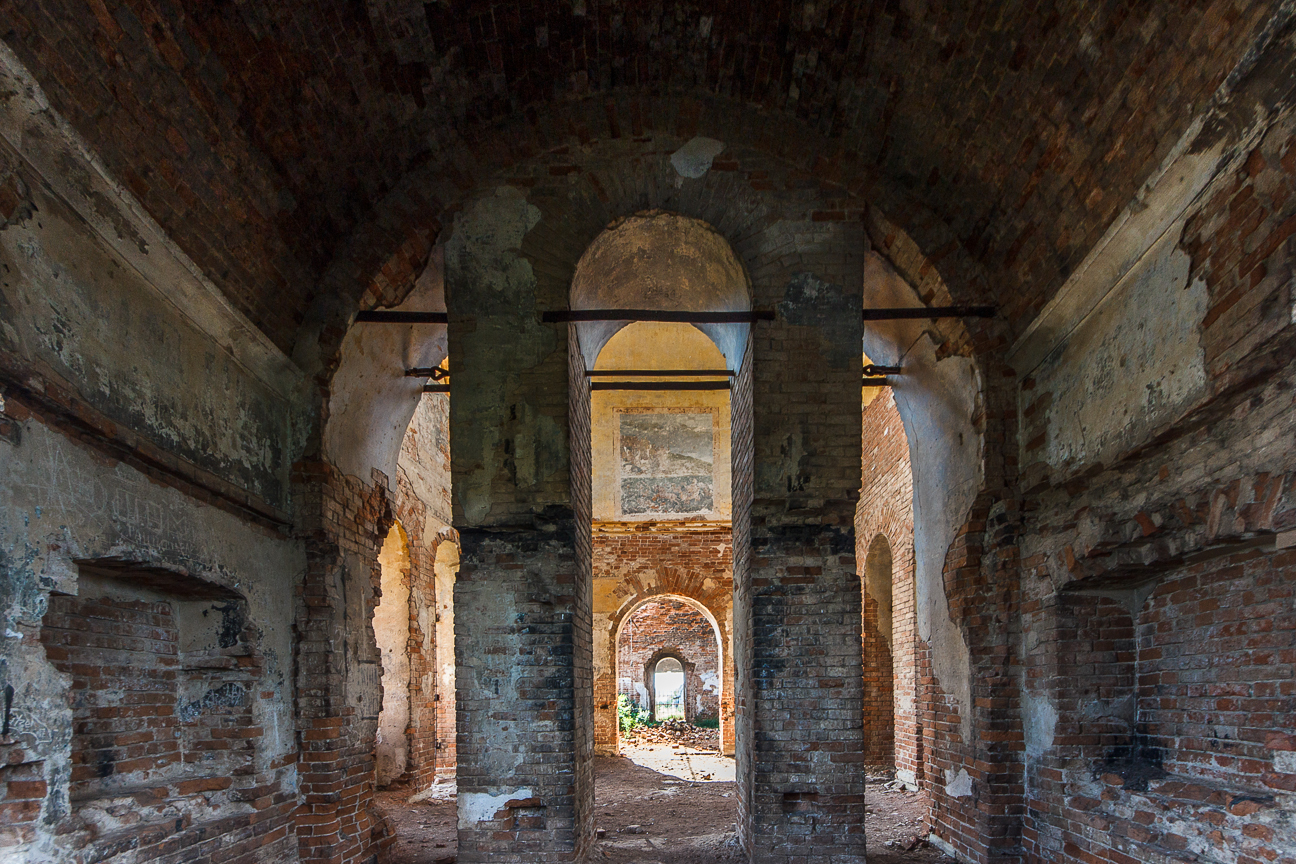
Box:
3, 2, 1296, 863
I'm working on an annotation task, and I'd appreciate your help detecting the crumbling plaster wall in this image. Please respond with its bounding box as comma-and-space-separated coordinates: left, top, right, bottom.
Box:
861, 251, 983, 753
1013, 98, 1296, 864
0, 65, 306, 860
0, 142, 299, 510
324, 252, 447, 495
0, 417, 302, 861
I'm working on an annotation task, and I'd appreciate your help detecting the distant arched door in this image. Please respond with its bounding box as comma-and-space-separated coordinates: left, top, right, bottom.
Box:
652, 655, 686, 721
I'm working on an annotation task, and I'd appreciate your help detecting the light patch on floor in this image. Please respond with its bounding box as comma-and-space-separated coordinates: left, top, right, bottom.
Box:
622, 742, 736, 782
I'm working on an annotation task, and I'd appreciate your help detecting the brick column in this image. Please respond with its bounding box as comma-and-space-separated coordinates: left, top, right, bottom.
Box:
453, 528, 587, 862
735, 219, 867, 862
446, 193, 592, 862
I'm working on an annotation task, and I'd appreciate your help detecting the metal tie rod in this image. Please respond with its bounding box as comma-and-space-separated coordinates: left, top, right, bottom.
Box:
862, 378, 891, 387
590, 381, 731, 391
543, 309, 774, 323
863, 305, 995, 320
356, 311, 447, 323
586, 369, 734, 377
863, 364, 902, 376
406, 367, 450, 380
422, 384, 450, 393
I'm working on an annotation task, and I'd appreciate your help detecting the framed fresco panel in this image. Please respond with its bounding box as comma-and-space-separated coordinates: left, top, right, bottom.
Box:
618, 411, 715, 516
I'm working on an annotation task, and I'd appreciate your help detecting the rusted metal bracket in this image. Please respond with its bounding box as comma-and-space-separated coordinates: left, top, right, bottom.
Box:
863, 364, 901, 376
862, 378, 891, 387
863, 305, 995, 320
422, 384, 451, 393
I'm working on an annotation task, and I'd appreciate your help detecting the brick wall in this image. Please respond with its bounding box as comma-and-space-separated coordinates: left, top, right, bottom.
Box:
617, 598, 720, 723
291, 463, 393, 864
38, 571, 297, 864
855, 388, 917, 773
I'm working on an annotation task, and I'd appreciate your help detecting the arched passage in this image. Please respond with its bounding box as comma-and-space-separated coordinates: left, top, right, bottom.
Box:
431, 536, 459, 781
649, 655, 686, 721
861, 533, 896, 767
439, 143, 922, 862
613, 593, 728, 746
375, 521, 412, 787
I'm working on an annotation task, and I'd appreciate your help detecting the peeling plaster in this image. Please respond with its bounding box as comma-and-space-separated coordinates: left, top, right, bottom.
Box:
0, 157, 296, 504
325, 250, 447, 490
1022, 690, 1058, 760
944, 767, 974, 798
0, 42, 302, 400
459, 788, 534, 829
0, 420, 301, 860
863, 252, 981, 741
1028, 224, 1208, 479
670, 137, 725, 179
446, 188, 557, 525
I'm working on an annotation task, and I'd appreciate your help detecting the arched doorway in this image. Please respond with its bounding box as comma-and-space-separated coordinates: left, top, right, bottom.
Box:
569, 212, 747, 855
862, 533, 896, 765
615, 596, 724, 734
650, 656, 686, 721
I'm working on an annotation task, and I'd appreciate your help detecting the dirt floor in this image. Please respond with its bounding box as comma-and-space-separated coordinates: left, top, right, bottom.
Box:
378, 746, 952, 864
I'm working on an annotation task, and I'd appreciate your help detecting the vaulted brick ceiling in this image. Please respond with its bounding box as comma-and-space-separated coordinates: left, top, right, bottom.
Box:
2, 0, 1279, 352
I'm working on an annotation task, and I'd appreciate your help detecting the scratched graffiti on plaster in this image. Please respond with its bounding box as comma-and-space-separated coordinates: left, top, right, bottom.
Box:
619, 413, 713, 515
24, 440, 198, 552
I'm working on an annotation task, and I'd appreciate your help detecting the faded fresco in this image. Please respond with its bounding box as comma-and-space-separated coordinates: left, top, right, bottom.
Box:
619, 413, 714, 515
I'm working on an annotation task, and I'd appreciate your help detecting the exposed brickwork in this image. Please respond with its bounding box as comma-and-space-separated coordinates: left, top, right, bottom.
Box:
290, 463, 394, 864
617, 598, 720, 723
454, 529, 589, 864
38, 574, 297, 864
748, 519, 865, 862
1019, 106, 1296, 864
1183, 110, 1296, 391
856, 388, 916, 771
593, 528, 734, 754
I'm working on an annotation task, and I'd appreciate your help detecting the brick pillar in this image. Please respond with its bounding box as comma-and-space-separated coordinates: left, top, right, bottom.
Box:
735, 220, 867, 862
454, 528, 587, 862
445, 193, 592, 862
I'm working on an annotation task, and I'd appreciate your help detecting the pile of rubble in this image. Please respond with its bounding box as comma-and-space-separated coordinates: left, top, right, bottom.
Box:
624, 719, 720, 751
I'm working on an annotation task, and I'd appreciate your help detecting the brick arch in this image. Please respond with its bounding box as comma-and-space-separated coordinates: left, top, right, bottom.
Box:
301, 92, 999, 390
611, 591, 725, 652
611, 592, 729, 747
